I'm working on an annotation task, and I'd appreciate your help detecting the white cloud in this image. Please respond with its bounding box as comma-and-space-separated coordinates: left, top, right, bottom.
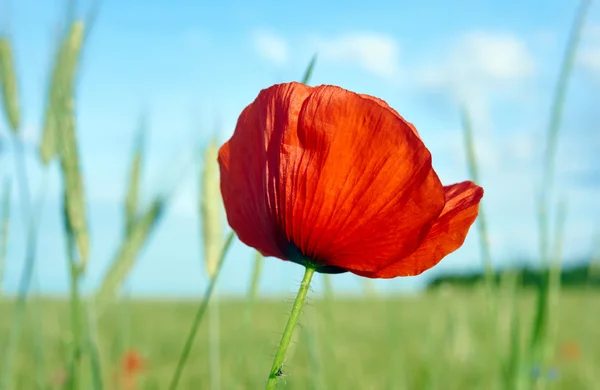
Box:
507, 132, 537, 163
579, 26, 600, 78
315, 32, 401, 80
580, 50, 600, 73
417, 31, 534, 94
585, 25, 600, 41
251, 29, 289, 66
414, 31, 535, 133
460, 32, 535, 80
430, 127, 538, 181
21, 122, 39, 144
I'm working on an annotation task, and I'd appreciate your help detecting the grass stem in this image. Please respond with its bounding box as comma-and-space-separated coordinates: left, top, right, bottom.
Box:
168, 231, 234, 390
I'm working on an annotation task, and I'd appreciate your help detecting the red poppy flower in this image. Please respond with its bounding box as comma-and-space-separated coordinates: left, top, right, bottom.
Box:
119, 350, 144, 390
122, 350, 144, 375
218, 82, 483, 278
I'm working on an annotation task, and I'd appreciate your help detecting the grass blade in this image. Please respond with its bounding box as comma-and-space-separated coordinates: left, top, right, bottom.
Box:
548, 199, 568, 337
125, 117, 146, 235
0, 179, 10, 294
530, 200, 568, 388
62, 191, 84, 390
461, 107, 503, 383
588, 228, 600, 280
200, 137, 223, 278
50, 21, 90, 272
300, 54, 317, 85
208, 297, 221, 390
247, 251, 264, 312
461, 109, 494, 288
305, 311, 325, 390
168, 231, 235, 390
95, 198, 165, 312
529, 0, 591, 385
0, 175, 47, 390
0, 37, 20, 133
40, 21, 85, 165
200, 136, 224, 390
529, 272, 549, 359
85, 305, 104, 390
506, 296, 523, 390
538, 0, 591, 266
503, 272, 525, 390
59, 95, 90, 272
240, 250, 264, 377
28, 292, 47, 390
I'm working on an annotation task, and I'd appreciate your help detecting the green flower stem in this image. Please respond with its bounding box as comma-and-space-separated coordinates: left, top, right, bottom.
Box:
265, 265, 316, 390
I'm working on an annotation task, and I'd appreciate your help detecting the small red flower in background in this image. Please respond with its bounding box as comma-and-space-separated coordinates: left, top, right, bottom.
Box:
123, 349, 144, 374
218, 82, 483, 277
119, 350, 144, 390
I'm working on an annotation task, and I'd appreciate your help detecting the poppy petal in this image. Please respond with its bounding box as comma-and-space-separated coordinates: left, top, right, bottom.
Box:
363, 181, 484, 278
218, 82, 313, 259
281, 85, 445, 273
359, 94, 422, 140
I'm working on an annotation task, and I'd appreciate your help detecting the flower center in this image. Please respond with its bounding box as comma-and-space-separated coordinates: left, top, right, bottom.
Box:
285, 243, 347, 274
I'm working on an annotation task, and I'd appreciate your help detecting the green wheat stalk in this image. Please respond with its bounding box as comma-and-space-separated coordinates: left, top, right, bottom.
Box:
124, 114, 146, 236
0, 179, 10, 295
528, 1, 591, 387
460, 109, 494, 291
168, 231, 235, 390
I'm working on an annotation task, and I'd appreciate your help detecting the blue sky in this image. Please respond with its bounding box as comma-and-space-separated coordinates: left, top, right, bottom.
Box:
0, 0, 599, 297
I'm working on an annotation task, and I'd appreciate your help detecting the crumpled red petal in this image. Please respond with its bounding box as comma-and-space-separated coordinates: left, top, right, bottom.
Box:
361, 181, 484, 278
218, 83, 313, 259
358, 94, 422, 140
280, 85, 445, 273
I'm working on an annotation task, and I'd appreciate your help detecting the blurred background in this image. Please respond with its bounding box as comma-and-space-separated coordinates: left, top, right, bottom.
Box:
0, 0, 599, 296
0, 1, 599, 389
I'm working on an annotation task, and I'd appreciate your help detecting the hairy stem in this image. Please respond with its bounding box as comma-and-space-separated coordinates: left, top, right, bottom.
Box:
265, 265, 315, 390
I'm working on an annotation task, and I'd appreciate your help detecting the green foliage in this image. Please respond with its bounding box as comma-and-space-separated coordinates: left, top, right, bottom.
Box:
95, 199, 165, 312
427, 264, 600, 290
40, 21, 85, 165
461, 109, 494, 286
168, 231, 235, 390
47, 21, 90, 271
200, 138, 223, 278
124, 118, 146, 236
301, 54, 317, 85
0, 180, 10, 294
530, 2, 591, 386
0, 291, 597, 389
0, 37, 20, 133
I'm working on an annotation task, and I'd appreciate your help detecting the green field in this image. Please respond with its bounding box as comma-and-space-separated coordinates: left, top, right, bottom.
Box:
1, 288, 598, 389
